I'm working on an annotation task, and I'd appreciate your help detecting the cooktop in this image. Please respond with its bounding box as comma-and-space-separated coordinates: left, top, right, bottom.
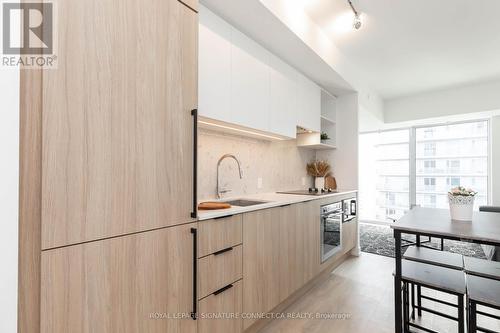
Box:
277, 188, 338, 196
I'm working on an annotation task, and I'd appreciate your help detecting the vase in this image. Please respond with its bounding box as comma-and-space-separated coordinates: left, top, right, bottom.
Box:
448, 194, 475, 221
315, 177, 325, 189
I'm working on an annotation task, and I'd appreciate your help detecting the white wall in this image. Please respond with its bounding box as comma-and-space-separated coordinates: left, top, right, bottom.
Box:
358, 91, 385, 132
0, 67, 19, 332
385, 79, 500, 123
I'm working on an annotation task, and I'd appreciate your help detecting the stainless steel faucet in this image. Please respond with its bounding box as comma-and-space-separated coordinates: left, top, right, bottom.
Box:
217, 154, 243, 198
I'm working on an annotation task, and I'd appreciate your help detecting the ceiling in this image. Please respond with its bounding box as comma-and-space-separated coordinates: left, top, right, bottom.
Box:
304, 0, 500, 99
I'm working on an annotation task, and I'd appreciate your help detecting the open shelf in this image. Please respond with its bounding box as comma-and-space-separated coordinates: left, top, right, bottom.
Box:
295, 90, 337, 150
296, 132, 337, 150
320, 115, 336, 124
298, 142, 337, 150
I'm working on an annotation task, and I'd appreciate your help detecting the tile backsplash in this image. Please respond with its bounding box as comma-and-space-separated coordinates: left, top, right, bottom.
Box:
198, 128, 315, 201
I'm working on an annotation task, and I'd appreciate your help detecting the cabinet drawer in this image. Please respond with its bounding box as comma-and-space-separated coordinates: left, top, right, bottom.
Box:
198, 215, 242, 257
198, 280, 242, 333
198, 245, 242, 299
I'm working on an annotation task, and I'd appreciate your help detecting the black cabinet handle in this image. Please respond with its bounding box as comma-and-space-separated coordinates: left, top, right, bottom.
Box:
213, 246, 233, 256
191, 109, 198, 219
214, 214, 233, 220
190, 228, 197, 320
213, 283, 233, 296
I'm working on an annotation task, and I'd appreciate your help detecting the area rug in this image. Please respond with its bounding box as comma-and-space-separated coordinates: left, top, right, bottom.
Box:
360, 223, 486, 259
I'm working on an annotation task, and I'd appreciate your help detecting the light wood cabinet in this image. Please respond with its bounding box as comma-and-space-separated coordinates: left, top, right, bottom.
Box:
342, 219, 357, 254
243, 208, 281, 330
198, 215, 243, 258
40, 0, 198, 249
298, 200, 322, 282
278, 201, 321, 302
198, 245, 243, 299
278, 204, 304, 301
198, 280, 243, 333
180, 0, 198, 11
40, 223, 197, 333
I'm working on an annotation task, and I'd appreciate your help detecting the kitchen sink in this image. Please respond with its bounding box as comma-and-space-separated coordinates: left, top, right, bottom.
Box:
222, 199, 270, 207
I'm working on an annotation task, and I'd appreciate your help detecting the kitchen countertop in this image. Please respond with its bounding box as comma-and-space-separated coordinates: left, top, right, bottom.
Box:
197, 189, 358, 221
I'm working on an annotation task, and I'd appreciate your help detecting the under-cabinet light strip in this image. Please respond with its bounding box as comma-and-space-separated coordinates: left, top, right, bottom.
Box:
198, 120, 286, 141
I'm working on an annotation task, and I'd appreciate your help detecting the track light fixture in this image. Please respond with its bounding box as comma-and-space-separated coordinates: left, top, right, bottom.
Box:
347, 0, 362, 30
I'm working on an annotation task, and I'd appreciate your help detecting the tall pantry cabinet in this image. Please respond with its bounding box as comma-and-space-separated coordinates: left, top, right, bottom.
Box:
19, 0, 199, 332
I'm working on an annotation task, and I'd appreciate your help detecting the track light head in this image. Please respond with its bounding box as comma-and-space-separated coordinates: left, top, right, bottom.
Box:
348, 0, 362, 30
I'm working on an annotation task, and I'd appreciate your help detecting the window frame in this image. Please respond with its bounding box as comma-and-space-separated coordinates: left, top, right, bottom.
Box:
359, 118, 491, 224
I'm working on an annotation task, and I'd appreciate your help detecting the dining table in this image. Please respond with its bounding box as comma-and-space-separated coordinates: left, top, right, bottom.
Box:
391, 207, 500, 333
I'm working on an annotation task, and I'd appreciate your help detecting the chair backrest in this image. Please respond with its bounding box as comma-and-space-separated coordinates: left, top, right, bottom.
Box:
479, 206, 500, 213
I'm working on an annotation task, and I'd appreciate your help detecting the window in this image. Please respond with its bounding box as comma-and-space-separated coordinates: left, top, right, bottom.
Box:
447, 160, 460, 173
447, 177, 460, 187
424, 143, 436, 156
359, 129, 410, 222
360, 120, 489, 222
424, 160, 436, 170
416, 121, 488, 210
424, 178, 436, 190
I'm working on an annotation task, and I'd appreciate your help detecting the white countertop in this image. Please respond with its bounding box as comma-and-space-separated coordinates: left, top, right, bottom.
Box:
197, 190, 358, 221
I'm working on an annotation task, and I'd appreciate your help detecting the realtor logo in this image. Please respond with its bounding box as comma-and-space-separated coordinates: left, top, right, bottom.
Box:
2, 1, 56, 68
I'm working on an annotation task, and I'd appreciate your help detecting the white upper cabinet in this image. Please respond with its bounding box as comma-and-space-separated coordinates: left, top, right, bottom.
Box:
268, 54, 298, 138
230, 28, 270, 132
199, 5, 322, 139
199, 7, 232, 122
296, 73, 321, 132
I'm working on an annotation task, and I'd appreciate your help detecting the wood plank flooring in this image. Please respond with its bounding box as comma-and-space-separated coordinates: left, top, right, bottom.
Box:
258, 253, 500, 333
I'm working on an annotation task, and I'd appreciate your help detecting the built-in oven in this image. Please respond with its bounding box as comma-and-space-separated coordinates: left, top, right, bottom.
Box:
320, 201, 343, 263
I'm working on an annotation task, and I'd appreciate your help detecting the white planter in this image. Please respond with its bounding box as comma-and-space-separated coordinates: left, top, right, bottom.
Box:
315, 177, 325, 189
448, 194, 475, 221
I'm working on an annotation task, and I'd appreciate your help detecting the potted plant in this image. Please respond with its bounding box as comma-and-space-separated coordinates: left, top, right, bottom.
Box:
320, 132, 330, 143
448, 186, 477, 221
306, 160, 331, 189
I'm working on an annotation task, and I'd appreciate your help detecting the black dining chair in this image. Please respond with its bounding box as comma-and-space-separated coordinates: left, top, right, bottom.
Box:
479, 206, 500, 262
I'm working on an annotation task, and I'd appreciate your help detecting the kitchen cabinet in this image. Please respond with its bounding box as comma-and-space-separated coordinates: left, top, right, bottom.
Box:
298, 201, 322, 281
180, 0, 198, 11
197, 214, 242, 258
40, 223, 197, 333
199, 5, 322, 139
40, 0, 198, 249
342, 219, 357, 254
279, 201, 321, 299
199, 5, 232, 123
296, 73, 321, 132
198, 245, 243, 299
278, 204, 304, 301
230, 28, 270, 132
268, 54, 298, 138
243, 201, 321, 329
243, 208, 281, 330
198, 280, 243, 333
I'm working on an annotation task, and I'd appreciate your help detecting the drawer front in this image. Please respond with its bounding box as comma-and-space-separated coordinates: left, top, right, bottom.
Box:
198, 280, 242, 333
198, 245, 242, 299
198, 215, 242, 258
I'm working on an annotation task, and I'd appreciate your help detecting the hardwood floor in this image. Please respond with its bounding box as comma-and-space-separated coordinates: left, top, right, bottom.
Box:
258, 253, 500, 333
